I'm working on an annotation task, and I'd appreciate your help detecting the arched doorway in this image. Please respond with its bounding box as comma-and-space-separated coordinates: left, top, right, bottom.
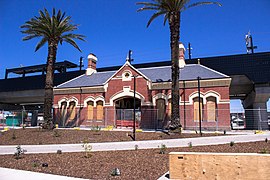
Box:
114, 97, 141, 127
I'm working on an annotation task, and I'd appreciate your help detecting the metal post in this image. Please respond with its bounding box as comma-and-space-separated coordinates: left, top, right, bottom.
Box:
79, 57, 83, 71
133, 75, 136, 141
258, 107, 262, 130
22, 110, 24, 126
250, 35, 254, 54
197, 77, 202, 136
183, 80, 186, 129
79, 87, 82, 127
5, 69, 8, 79
188, 42, 192, 60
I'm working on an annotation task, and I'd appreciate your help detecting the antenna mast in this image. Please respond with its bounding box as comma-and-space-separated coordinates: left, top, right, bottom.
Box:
245, 31, 257, 54
187, 42, 192, 59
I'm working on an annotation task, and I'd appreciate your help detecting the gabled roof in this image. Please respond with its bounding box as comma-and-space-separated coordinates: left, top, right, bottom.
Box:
55, 63, 229, 89
139, 64, 228, 82
56, 71, 116, 89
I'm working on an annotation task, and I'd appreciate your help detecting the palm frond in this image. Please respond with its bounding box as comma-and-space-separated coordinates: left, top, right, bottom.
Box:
21, 8, 85, 52
22, 34, 41, 41
61, 33, 86, 41
35, 37, 47, 51
137, 0, 221, 26
137, 6, 160, 12
147, 11, 167, 27
63, 37, 82, 52
187, 1, 222, 9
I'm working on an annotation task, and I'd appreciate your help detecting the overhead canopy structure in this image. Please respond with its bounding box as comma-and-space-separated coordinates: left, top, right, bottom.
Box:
5, 60, 78, 79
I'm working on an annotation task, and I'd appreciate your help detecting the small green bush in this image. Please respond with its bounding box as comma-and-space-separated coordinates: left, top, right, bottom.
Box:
259, 148, 269, 154
230, 141, 235, 147
159, 144, 167, 154
32, 160, 39, 167
82, 140, 92, 158
14, 145, 26, 160
53, 129, 61, 137
188, 142, 192, 148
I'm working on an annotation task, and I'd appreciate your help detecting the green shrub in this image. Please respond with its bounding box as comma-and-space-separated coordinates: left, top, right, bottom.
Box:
159, 144, 167, 154
188, 142, 192, 148
82, 140, 92, 158
14, 145, 26, 160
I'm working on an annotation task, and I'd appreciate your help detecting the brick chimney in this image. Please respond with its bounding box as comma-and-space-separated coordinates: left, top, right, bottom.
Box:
86, 53, 97, 75
179, 43, 186, 68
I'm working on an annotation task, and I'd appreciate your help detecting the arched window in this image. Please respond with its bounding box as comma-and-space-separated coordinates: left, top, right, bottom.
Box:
156, 99, 165, 120
193, 97, 203, 121
87, 101, 94, 120
207, 97, 217, 122
96, 101, 104, 120
60, 101, 67, 119
69, 101, 76, 120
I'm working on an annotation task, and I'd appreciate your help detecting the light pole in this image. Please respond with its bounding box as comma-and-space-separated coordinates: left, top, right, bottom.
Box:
132, 75, 138, 141
197, 77, 202, 136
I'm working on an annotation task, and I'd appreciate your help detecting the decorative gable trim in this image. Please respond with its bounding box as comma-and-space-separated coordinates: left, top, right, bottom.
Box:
103, 61, 151, 85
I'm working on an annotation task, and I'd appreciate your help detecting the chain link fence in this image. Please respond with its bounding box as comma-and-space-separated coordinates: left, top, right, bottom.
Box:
0, 110, 43, 128
1, 108, 269, 131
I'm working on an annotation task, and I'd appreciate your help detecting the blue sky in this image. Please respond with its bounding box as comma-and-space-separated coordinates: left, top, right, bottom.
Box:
0, 0, 270, 110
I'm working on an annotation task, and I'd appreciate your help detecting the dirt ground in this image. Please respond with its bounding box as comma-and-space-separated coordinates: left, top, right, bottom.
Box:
0, 141, 269, 179
0, 128, 226, 145
0, 128, 269, 179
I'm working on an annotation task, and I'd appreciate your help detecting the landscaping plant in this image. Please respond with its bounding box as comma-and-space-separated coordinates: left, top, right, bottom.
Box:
159, 144, 167, 154
53, 129, 61, 137
14, 145, 26, 160
82, 140, 92, 158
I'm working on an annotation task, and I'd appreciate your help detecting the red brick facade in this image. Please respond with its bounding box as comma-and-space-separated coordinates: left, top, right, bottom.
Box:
53, 61, 231, 130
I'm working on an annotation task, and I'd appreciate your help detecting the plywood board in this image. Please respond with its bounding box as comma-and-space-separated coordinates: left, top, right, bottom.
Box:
169, 152, 270, 180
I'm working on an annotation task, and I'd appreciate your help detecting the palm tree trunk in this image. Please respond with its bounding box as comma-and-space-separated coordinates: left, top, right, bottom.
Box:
168, 12, 181, 130
43, 40, 58, 129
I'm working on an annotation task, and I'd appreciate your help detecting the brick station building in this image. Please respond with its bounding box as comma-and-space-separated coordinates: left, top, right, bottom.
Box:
53, 44, 231, 130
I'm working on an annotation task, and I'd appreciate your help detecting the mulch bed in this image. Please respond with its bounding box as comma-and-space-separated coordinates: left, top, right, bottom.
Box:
0, 141, 269, 179
0, 128, 226, 145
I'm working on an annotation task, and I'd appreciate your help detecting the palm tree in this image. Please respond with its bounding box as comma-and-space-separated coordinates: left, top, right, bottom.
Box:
137, 0, 221, 130
21, 8, 85, 129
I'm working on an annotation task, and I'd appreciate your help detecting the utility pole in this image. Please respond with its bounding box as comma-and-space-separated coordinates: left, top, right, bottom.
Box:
187, 42, 192, 59
79, 57, 84, 71
126, 50, 134, 63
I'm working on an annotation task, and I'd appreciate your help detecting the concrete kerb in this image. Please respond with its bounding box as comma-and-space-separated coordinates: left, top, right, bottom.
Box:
0, 132, 269, 155
0, 167, 87, 180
